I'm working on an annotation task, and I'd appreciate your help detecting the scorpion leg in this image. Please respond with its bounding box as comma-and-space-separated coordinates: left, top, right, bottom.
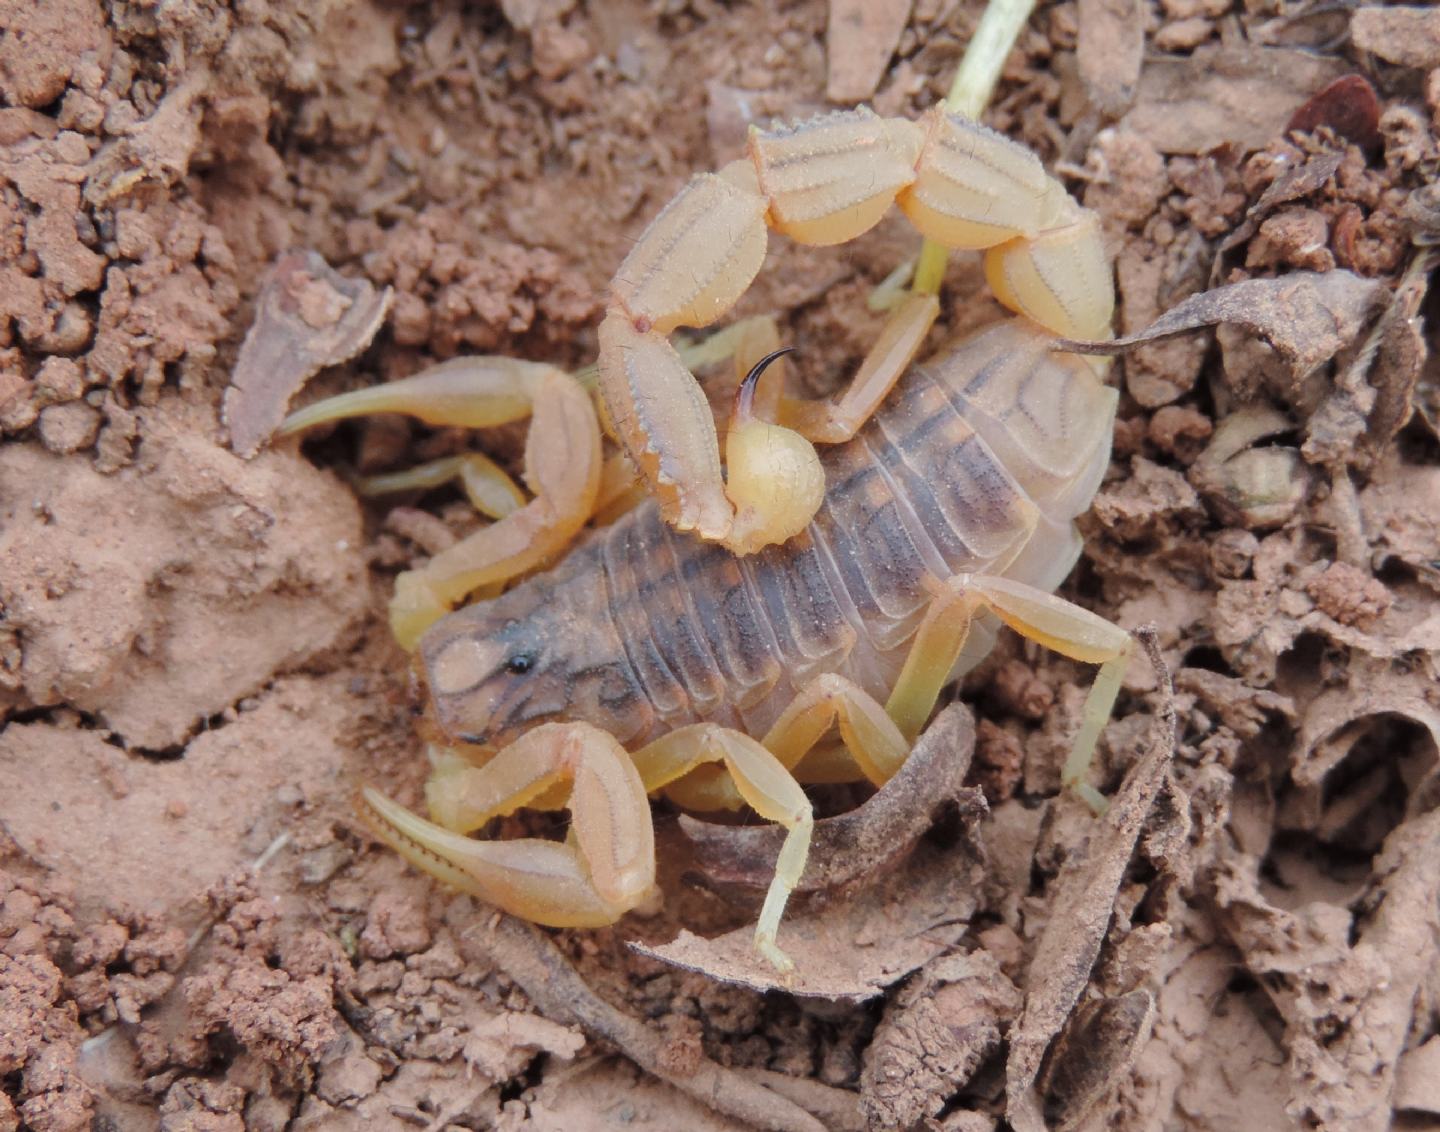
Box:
758, 675, 911, 787
886, 574, 1132, 813
775, 291, 940, 445
632, 678, 909, 968
355, 452, 526, 521
282, 358, 602, 648
358, 722, 655, 928
628, 726, 813, 973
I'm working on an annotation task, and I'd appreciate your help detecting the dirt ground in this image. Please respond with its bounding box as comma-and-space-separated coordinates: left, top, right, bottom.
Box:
3, 1, 1439, 1129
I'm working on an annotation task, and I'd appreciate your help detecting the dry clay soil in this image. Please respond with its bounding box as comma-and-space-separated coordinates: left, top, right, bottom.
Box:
3, 2, 1440, 1130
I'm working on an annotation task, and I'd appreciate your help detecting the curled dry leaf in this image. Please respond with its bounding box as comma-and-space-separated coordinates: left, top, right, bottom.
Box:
224, 249, 393, 458
861, 950, 1022, 1129
637, 705, 985, 999
1005, 628, 1178, 1132
1211, 151, 1344, 281
1038, 989, 1157, 1132
1062, 270, 1384, 383
1304, 249, 1433, 471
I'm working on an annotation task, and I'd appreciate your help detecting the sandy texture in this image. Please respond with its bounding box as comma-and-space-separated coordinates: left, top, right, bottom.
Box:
2, 2, 1438, 1130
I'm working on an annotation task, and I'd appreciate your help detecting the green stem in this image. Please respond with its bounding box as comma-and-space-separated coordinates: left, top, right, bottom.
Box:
912, 0, 1037, 297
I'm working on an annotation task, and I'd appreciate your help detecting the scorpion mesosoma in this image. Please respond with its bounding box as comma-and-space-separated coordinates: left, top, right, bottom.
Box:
283, 107, 1130, 973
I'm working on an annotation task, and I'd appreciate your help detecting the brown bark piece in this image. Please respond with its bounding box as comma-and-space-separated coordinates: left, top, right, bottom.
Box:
1070, 270, 1384, 384
633, 831, 986, 1000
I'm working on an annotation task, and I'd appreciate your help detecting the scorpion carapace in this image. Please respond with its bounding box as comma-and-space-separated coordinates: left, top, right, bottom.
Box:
360, 319, 1132, 972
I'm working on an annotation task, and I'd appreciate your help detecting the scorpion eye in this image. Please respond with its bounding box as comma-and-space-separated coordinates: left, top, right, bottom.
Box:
505, 652, 536, 676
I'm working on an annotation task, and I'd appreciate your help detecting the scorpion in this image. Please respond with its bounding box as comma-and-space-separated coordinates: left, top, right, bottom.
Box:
283, 106, 1130, 972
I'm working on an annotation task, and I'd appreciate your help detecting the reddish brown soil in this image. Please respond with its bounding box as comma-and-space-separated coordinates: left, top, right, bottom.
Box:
2, 3, 1438, 1130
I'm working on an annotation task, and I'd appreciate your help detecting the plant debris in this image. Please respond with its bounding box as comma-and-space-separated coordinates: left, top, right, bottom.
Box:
224, 249, 392, 459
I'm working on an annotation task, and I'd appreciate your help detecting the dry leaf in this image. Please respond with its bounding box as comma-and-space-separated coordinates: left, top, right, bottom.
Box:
1064, 271, 1384, 382
224, 249, 392, 458
1005, 629, 1178, 1132
1285, 75, 1382, 152
1212, 152, 1344, 277
638, 705, 985, 999
1118, 44, 1349, 155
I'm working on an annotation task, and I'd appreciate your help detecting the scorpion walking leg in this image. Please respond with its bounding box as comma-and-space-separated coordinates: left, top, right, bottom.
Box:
282, 358, 602, 648
353, 452, 526, 522
632, 678, 910, 968
359, 722, 655, 928
775, 292, 940, 444
886, 575, 1132, 813
759, 675, 912, 786
629, 726, 814, 973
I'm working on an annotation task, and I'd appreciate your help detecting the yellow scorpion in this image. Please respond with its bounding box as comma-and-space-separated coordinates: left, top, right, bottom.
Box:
284, 105, 1124, 972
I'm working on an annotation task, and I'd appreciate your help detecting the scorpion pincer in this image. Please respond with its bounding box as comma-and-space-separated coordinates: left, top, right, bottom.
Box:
284, 106, 1130, 973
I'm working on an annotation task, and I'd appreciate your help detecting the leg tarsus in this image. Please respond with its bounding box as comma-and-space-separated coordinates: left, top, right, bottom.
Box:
282, 358, 604, 650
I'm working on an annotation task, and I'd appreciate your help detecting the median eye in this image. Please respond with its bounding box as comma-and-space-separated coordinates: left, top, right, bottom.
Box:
505, 652, 536, 676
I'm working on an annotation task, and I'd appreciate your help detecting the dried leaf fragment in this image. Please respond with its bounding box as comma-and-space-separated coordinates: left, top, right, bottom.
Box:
1064, 271, 1384, 382
224, 250, 393, 458
1118, 44, 1349, 155
1285, 75, 1382, 152
1005, 629, 1177, 1132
